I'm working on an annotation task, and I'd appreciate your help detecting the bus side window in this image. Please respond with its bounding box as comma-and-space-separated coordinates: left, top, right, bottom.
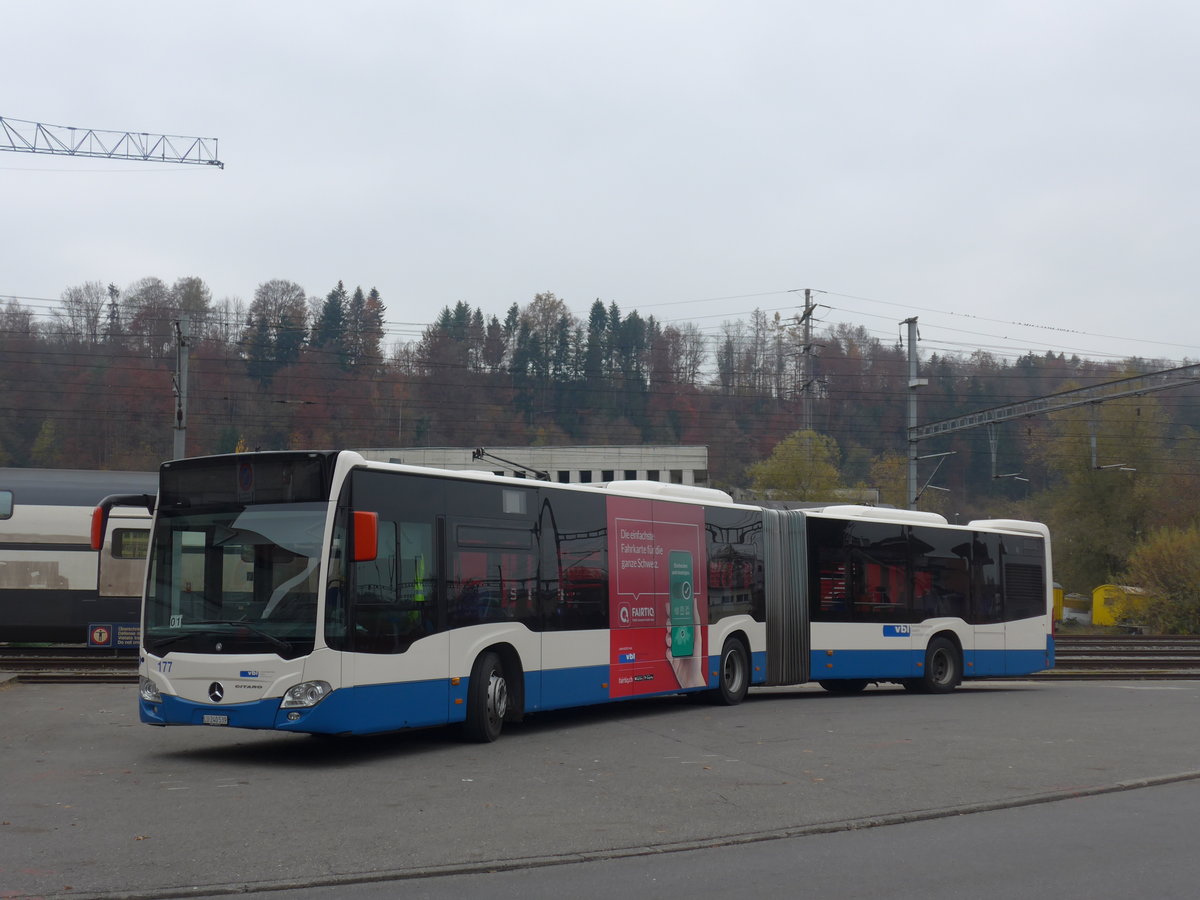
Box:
537, 489, 608, 631
356, 519, 397, 603
846, 522, 909, 622
447, 523, 537, 629
344, 469, 446, 654
910, 525, 970, 621
1002, 535, 1047, 621
705, 507, 765, 624
353, 520, 437, 653
807, 518, 849, 622
399, 523, 433, 614
970, 533, 1004, 624
323, 512, 349, 647
0, 490, 12, 519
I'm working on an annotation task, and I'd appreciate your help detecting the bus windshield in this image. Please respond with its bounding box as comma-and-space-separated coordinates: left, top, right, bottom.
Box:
143, 501, 328, 659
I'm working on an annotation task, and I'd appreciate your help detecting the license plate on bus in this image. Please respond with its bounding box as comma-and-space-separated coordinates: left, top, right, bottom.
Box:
202, 714, 229, 726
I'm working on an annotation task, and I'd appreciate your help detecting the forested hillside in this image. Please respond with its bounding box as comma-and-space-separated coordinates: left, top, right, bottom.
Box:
3, 276, 1198, 596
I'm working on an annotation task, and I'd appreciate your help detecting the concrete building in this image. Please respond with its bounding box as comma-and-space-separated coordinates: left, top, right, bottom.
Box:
354, 445, 710, 487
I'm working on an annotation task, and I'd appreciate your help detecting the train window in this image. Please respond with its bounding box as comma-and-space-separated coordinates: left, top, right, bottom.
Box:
112, 528, 150, 559
0, 490, 11, 519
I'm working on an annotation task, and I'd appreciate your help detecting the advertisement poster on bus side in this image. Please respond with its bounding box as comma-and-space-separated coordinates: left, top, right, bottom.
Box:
607, 495, 708, 698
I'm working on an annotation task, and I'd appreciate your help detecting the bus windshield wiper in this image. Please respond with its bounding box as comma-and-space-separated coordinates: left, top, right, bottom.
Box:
190, 620, 295, 653
148, 621, 293, 655
145, 631, 204, 652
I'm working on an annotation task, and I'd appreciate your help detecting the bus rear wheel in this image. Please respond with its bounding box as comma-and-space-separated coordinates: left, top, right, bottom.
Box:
905, 637, 961, 694
462, 651, 509, 742
708, 637, 750, 706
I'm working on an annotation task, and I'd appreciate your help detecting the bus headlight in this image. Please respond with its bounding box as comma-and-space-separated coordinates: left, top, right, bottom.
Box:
139, 676, 162, 704
281, 680, 332, 708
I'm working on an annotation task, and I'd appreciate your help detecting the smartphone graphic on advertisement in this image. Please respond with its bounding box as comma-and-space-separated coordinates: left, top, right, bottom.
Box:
669, 550, 695, 657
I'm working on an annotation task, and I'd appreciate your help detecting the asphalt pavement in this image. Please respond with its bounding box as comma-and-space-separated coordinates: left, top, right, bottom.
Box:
2, 676, 1199, 899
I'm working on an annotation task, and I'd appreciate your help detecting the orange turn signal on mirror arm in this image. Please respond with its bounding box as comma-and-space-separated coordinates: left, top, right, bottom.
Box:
90, 493, 157, 550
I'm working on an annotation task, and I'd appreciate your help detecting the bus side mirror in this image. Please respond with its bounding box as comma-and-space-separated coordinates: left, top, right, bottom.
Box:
90, 493, 156, 551
353, 511, 379, 563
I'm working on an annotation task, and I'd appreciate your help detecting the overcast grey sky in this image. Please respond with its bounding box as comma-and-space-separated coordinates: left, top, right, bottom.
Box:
5, 0, 1198, 364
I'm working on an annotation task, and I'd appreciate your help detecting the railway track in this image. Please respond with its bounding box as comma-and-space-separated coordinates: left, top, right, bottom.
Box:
4, 634, 1200, 684
1045, 633, 1200, 679
0, 647, 139, 684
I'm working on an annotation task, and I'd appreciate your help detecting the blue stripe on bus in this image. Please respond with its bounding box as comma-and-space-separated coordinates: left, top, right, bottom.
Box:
1006, 647, 1053, 675
810, 647, 1053, 682
811, 649, 916, 680
537, 665, 612, 711
751, 650, 768, 685
143, 679, 459, 735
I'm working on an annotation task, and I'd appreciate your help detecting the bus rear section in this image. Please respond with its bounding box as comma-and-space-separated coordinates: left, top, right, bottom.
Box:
804, 508, 1054, 692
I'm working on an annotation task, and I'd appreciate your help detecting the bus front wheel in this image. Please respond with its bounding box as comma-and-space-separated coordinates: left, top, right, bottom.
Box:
462, 651, 509, 742
905, 637, 961, 694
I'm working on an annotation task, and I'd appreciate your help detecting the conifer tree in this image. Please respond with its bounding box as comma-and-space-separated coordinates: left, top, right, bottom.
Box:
311, 280, 349, 367
360, 287, 386, 367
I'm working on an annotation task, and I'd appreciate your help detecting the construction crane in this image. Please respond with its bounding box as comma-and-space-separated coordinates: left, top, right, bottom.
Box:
0, 115, 223, 168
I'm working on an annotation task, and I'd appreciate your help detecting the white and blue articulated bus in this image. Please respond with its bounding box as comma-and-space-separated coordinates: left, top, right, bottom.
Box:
94, 450, 1054, 741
